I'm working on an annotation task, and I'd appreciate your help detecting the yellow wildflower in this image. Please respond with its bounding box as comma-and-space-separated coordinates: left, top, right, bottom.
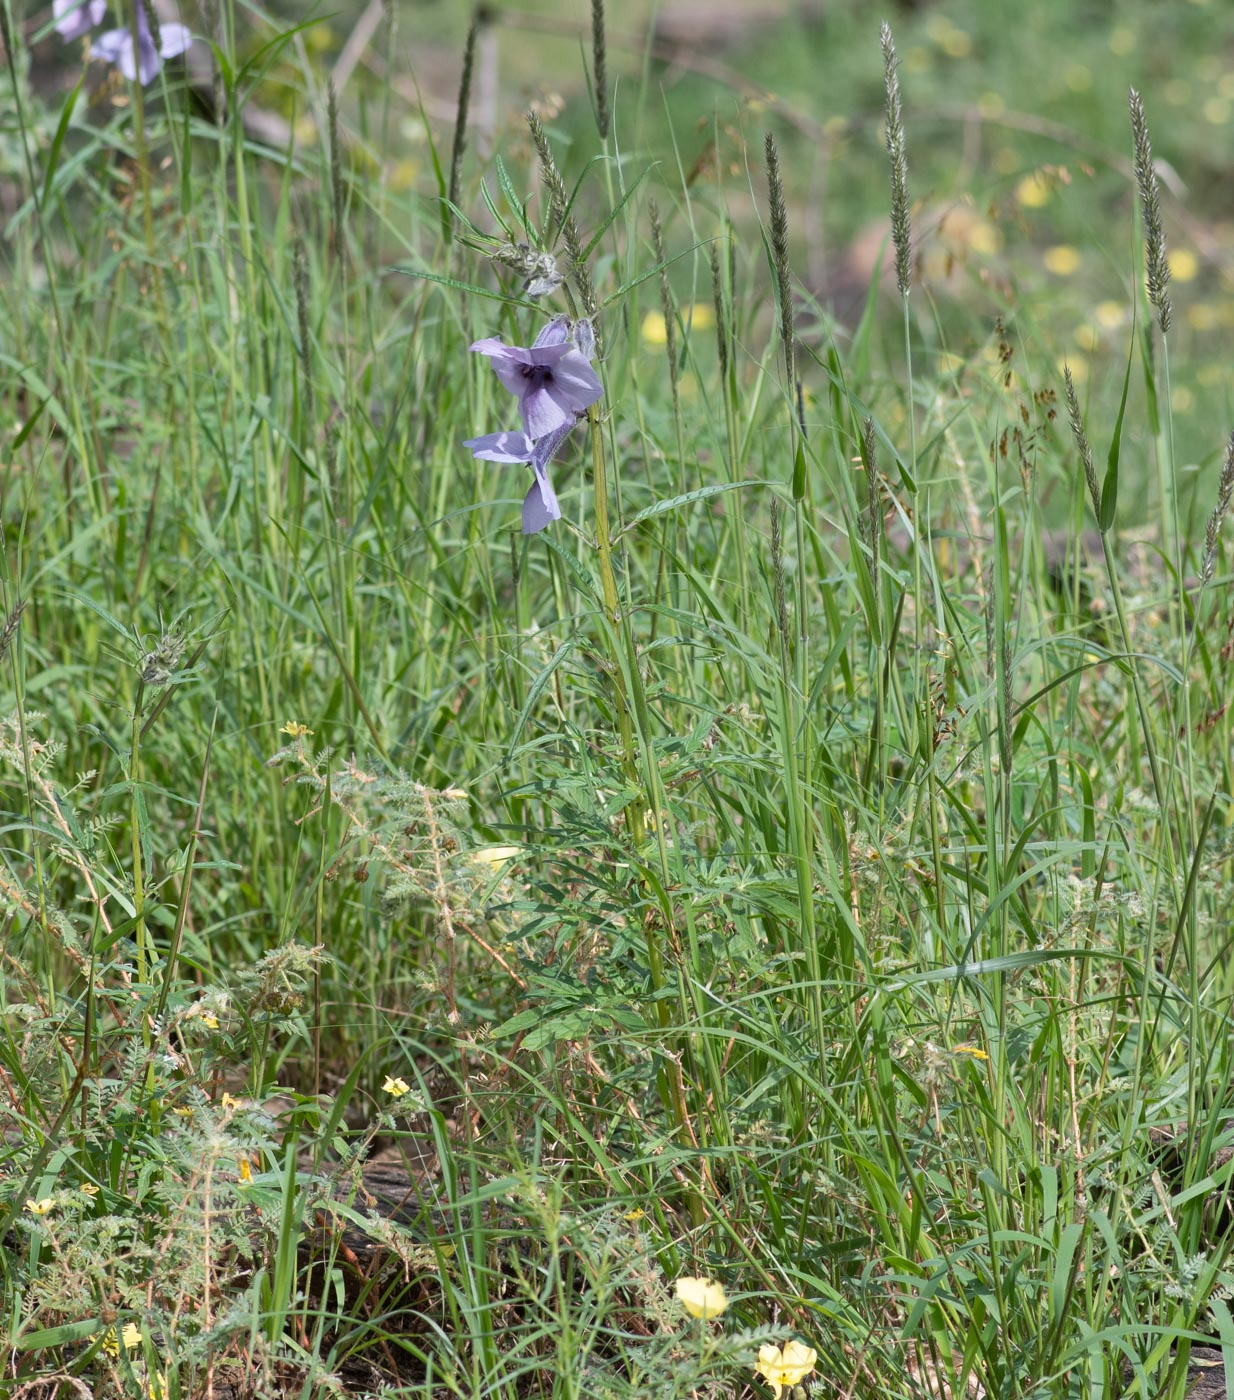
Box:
953, 1043, 990, 1060
1015, 172, 1052, 209
1043, 245, 1080, 276
201, 1013, 219, 1030
81, 1183, 99, 1197
1168, 248, 1199, 282
149, 1373, 167, 1400
221, 1092, 241, 1111
383, 1075, 410, 1097
755, 1339, 818, 1397
237, 1157, 253, 1184
280, 721, 313, 739
25, 1197, 55, 1216
101, 1322, 142, 1356
675, 1275, 729, 1320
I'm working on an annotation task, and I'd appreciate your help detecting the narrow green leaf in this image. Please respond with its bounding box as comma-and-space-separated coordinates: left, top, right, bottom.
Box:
42, 75, 83, 210
507, 640, 576, 758
615, 480, 759, 537
1100, 329, 1135, 531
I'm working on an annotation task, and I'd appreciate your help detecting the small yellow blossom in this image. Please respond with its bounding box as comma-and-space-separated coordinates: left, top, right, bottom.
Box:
237, 1157, 253, 1184
81, 1183, 99, 1197
675, 1275, 729, 1320
101, 1322, 142, 1356
383, 1075, 411, 1097
1015, 172, 1053, 209
221, 1092, 241, 1111
1095, 300, 1125, 329
623, 1207, 645, 1221
25, 1197, 55, 1216
1168, 248, 1200, 282
1043, 245, 1080, 276
1074, 325, 1102, 352
280, 721, 313, 739
755, 1340, 818, 1397
171, 1106, 194, 1118
952, 1043, 990, 1060
201, 1013, 219, 1030
472, 845, 521, 867
149, 1374, 167, 1400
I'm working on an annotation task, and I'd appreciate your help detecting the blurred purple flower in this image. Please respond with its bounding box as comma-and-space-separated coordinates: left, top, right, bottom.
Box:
54, 0, 106, 41
464, 420, 576, 535
470, 316, 602, 439
92, 6, 192, 84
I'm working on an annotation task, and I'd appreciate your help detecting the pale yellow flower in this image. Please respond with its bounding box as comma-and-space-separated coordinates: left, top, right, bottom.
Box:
201, 1013, 219, 1030
101, 1322, 142, 1356
383, 1075, 411, 1098
220, 1092, 241, 1111
1168, 248, 1199, 282
755, 1339, 818, 1397
1015, 172, 1053, 209
675, 1275, 729, 1320
471, 845, 521, 867
952, 1043, 990, 1060
280, 721, 313, 739
237, 1157, 253, 1184
1043, 245, 1080, 276
25, 1197, 55, 1216
81, 1183, 99, 1197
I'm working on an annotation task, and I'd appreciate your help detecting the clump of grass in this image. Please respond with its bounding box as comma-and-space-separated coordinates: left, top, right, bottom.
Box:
3, 7, 1233, 1399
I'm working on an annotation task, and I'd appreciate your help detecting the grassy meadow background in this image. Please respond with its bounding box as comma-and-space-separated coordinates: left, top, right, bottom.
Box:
4, 0, 1234, 1395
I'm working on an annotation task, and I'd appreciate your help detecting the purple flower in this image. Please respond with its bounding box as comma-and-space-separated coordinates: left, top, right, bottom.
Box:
464, 420, 576, 535
470, 317, 602, 440
54, 0, 106, 41
92, 6, 192, 84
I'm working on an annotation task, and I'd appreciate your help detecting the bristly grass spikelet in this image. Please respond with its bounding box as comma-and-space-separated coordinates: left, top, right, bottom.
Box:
527, 111, 597, 320
861, 416, 881, 575
649, 200, 678, 414
327, 79, 345, 264
1201, 431, 1234, 585
0, 599, 26, 665
1064, 365, 1101, 518
292, 236, 314, 428
709, 241, 729, 383
1129, 88, 1171, 335
590, 0, 609, 141
881, 20, 912, 298
447, 12, 480, 238
764, 132, 795, 394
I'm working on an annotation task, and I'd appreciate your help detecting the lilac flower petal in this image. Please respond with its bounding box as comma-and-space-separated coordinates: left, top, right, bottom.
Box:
572, 318, 596, 361
463, 429, 534, 464
55, 0, 105, 41
518, 383, 575, 439
158, 22, 192, 59
522, 465, 561, 534
544, 350, 603, 412
531, 316, 571, 349
93, 27, 135, 77
134, 27, 162, 83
